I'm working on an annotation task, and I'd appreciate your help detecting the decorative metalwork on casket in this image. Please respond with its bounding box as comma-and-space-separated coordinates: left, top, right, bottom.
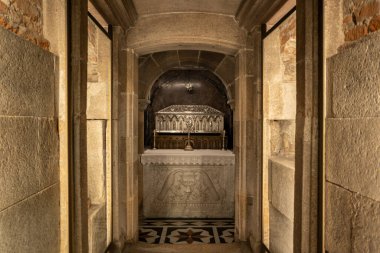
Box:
155, 105, 224, 133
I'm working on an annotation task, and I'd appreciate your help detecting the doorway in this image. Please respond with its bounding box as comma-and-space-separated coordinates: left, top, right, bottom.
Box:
137, 57, 236, 245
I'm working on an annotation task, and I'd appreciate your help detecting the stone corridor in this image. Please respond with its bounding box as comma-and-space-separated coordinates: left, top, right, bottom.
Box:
0, 0, 379, 253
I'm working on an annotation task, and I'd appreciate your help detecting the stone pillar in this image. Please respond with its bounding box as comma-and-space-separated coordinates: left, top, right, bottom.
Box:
68, 0, 89, 252
111, 26, 127, 250
293, 0, 322, 252
245, 27, 264, 252
234, 49, 247, 242
138, 99, 150, 214
42, 0, 69, 252
111, 26, 123, 249
234, 30, 261, 242
124, 48, 139, 242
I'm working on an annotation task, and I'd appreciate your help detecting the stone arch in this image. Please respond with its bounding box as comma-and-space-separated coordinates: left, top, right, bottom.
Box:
127, 13, 246, 56
144, 67, 233, 104
138, 50, 236, 105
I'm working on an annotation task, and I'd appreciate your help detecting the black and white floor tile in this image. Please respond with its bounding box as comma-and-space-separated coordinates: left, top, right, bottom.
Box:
139, 218, 234, 244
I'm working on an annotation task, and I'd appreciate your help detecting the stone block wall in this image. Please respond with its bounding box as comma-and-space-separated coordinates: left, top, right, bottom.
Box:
0, 0, 49, 49
87, 18, 112, 252
268, 157, 294, 253
262, 12, 296, 252
325, 32, 380, 253
87, 121, 107, 205
263, 12, 296, 157
0, 26, 59, 252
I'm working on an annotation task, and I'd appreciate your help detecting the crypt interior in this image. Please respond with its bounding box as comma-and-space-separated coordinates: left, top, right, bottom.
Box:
0, 0, 379, 253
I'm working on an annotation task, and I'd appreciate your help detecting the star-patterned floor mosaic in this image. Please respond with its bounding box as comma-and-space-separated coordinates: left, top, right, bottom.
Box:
139, 218, 235, 244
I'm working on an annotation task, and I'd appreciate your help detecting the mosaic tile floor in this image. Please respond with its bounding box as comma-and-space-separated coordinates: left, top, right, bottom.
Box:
139, 218, 235, 244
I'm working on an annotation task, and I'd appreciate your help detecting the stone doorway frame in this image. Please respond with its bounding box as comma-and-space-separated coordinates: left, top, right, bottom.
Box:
293, 1, 324, 252
135, 56, 239, 241
231, 1, 324, 251
117, 1, 325, 247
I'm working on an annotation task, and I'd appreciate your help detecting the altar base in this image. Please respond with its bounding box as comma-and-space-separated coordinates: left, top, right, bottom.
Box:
141, 149, 235, 218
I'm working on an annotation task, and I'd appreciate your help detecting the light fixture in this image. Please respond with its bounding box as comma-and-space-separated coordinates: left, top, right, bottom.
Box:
185, 82, 193, 92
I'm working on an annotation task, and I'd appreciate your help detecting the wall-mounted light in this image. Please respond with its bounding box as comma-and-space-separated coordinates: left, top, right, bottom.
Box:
185, 82, 193, 92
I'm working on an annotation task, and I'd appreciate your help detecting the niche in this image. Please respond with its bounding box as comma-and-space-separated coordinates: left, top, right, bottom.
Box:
145, 69, 233, 150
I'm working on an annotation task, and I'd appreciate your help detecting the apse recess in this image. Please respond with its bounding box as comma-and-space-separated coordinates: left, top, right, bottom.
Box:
144, 69, 233, 149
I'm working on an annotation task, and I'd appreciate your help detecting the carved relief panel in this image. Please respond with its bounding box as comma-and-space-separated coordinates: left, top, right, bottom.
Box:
155, 105, 224, 133
144, 166, 234, 218
141, 150, 235, 218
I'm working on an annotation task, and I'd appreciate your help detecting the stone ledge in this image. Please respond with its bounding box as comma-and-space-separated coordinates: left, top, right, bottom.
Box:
269, 156, 295, 220
141, 149, 235, 165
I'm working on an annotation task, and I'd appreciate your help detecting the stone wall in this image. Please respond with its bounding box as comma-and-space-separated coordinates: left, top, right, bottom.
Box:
0, 0, 49, 49
268, 157, 294, 253
263, 13, 296, 157
279, 14, 296, 83
343, 0, 380, 42
0, 26, 59, 252
325, 31, 380, 253
263, 12, 296, 253
87, 18, 112, 252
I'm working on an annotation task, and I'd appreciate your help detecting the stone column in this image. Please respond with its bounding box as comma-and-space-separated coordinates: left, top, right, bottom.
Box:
68, 0, 89, 252
137, 98, 150, 218
111, 26, 123, 250
234, 30, 261, 242
124, 48, 139, 242
42, 0, 69, 252
234, 48, 247, 242
245, 27, 264, 252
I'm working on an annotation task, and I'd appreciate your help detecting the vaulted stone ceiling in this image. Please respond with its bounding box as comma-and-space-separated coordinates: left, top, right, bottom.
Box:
89, 0, 294, 56
132, 0, 242, 16
138, 50, 235, 101
90, 0, 293, 32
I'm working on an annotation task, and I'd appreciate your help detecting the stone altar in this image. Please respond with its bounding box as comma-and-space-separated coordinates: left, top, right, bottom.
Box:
141, 149, 235, 218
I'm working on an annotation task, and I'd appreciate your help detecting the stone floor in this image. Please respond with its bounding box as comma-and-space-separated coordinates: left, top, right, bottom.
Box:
121, 218, 253, 253
124, 242, 252, 253
139, 218, 235, 244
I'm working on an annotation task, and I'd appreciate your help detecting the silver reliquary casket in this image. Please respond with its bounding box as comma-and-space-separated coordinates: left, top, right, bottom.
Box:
155, 105, 224, 133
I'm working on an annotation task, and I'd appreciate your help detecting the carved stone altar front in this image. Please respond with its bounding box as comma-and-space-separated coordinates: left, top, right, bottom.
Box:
141, 149, 235, 218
